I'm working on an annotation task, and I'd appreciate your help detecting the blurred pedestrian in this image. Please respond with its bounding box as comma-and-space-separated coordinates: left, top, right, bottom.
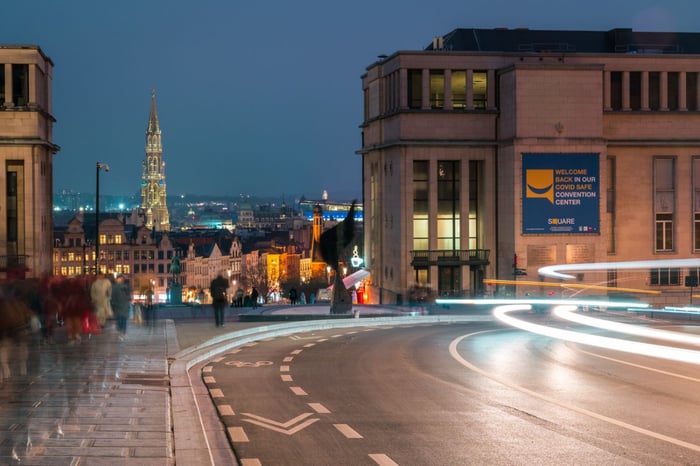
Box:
210, 273, 229, 327
289, 287, 297, 305
111, 275, 131, 340
251, 287, 259, 309
299, 291, 306, 305
91, 274, 113, 328
144, 286, 155, 332
57, 277, 91, 344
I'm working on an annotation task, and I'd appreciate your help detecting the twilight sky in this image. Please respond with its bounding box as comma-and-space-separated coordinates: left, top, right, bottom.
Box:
4, 0, 698, 199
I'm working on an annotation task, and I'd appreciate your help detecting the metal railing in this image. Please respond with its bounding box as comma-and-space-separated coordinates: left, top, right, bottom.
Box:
410, 249, 490, 266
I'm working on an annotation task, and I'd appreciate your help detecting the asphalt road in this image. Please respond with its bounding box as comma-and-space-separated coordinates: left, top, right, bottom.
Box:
203, 315, 700, 465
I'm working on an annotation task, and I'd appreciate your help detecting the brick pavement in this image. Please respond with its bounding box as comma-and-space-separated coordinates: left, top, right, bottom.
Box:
0, 321, 174, 465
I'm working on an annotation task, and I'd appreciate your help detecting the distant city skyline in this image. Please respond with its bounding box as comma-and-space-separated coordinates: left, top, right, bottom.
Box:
5, 1, 696, 198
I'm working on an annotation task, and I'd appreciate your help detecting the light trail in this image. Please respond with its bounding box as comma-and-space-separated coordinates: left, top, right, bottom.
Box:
493, 304, 700, 365
553, 307, 700, 347
435, 297, 648, 309
483, 278, 660, 295
538, 258, 700, 280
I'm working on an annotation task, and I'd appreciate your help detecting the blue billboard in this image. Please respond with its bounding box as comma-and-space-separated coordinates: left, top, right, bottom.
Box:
522, 153, 599, 234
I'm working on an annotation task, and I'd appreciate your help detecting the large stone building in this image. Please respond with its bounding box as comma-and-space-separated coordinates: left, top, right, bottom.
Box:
0, 46, 58, 280
360, 28, 700, 305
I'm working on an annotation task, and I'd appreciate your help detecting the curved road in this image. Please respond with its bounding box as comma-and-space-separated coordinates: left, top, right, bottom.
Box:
202, 314, 700, 465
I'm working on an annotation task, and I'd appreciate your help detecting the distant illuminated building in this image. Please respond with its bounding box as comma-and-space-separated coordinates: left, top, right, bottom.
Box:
140, 89, 170, 232
299, 195, 363, 221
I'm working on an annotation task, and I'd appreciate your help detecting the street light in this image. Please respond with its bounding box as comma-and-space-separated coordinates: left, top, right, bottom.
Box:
95, 162, 110, 274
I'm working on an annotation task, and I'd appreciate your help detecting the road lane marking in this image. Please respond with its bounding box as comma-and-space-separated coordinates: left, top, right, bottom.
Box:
281, 375, 293, 382
290, 386, 308, 395
202, 366, 212, 373
228, 426, 249, 442
331, 334, 343, 338
244, 342, 259, 347
280, 365, 290, 372
369, 453, 399, 465
218, 404, 235, 416
303, 343, 316, 347
449, 330, 700, 454
225, 360, 273, 368
283, 356, 294, 362
334, 423, 363, 438
230, 349, 241, 354
291, 349, 303, 354
243, 412, 319, 434
317, 338, 328, 342
203, 376, 216, 384
241, 459, 262, 466
212, 356, 225, 362
210, 389, 224, 398
308, 402, 330, 413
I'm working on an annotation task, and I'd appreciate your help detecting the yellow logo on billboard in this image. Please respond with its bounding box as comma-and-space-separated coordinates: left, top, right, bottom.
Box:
526, 169, 554, 203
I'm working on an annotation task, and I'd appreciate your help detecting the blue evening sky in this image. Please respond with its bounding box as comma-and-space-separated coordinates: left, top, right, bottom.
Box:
3, 1, 697, 200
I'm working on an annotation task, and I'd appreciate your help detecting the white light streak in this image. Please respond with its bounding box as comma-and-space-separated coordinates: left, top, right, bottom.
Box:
435, 297, 648, 309
493, 305, 700, 365
554, 307, 700, 347
538, 258, 700, 280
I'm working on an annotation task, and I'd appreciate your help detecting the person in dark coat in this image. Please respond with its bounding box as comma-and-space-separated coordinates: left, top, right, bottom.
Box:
251, 287, 259, 309
209, 273, 229, 327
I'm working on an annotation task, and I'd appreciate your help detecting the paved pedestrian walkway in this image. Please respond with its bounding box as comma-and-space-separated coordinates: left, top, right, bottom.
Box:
0, 304, 412, 465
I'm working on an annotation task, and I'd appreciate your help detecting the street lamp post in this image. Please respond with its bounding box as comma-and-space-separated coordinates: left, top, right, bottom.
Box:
95, 162, 110, 274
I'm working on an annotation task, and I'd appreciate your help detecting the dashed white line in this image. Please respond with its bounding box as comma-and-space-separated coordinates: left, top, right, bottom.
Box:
290, 386, 308, 396
245, 342, 258, 347
218, 404, 235, 416
228, 426, 249, 442
283, 356, 294, 362
280, 365, 290, 372
203, 376, 216, 384
202, 366, 213, 373
331, 334, 343, 338
281, 374, 293, 382
317, 338, 328, 342
308, 402, 330, 413
210, 389, 224, 398
369, 453, 399, 465
230, 349, 241, 354
303, 343, 316, 348
291, 349, 303, 354
240, 459, 262, 466
212, 356, 225, 363
334, 423, 363, 438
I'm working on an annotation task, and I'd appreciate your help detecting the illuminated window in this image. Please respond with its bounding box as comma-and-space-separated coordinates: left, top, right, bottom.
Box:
413, 161, 429, 250
473, 71, 487, 109
437, 161, 460, 251
429, 70, 444, 109
451, 71, 466, 109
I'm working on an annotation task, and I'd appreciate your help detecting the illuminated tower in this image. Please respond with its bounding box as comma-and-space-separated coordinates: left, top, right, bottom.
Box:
141, 89, 170, 231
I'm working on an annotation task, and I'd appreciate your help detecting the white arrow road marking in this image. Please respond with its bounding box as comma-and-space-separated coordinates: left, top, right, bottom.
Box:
242, 412, 320, 435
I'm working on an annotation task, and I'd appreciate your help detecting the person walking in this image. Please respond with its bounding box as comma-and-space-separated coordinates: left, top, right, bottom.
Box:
110, 275, 131, 340
289, 287, 297, 305
251, 287, 259, 309
210, 273, 229, 327
91, 274, 112, 328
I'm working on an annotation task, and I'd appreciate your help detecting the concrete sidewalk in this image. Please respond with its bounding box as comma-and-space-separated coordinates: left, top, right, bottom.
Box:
0, 304, 443, 465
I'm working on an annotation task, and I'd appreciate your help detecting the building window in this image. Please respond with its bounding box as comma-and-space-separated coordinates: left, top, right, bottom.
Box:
649, 72, 660, 110
429, 70, 444, 109
654, 157, 675, 252
413, 161, 429, 250
607, 156, 616, 254
6, 162, 24, 256
687, 73, 698, 111
12, 64, 28, 107
473, 71, 487, 109
610, 72, 622, 110
0, 64, 4, 104
694, 157, 700, 251
629, 72, 641, 110
649, 268, 680, 286
408, 69, 422, 109
468, 161, 481, 250
451, 71, 466, 109
668, 72, 679, 110
437, 161, 460, 250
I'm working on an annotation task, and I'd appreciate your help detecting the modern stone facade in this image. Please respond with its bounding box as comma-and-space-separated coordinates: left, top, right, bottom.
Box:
0, 45, 58, 279
360, 28, 700, 306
